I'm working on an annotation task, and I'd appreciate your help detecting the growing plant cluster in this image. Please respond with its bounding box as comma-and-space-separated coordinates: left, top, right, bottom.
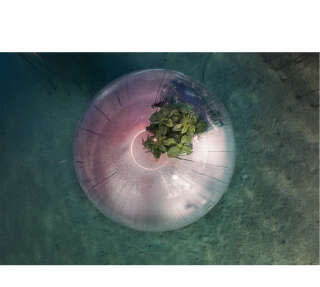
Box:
142, 103, 208, 159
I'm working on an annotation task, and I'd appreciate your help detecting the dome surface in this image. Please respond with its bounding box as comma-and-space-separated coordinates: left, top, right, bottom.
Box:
74, 69, 235, 232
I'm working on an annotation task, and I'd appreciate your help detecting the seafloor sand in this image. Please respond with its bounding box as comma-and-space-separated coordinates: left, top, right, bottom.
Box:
0, 53, 318, 264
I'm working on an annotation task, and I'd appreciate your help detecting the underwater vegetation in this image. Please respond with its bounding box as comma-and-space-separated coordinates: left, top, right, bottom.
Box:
143, 100, 208, 158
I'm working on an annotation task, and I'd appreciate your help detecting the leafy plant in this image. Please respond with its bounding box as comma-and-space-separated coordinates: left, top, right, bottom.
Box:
142, 102, 208, 159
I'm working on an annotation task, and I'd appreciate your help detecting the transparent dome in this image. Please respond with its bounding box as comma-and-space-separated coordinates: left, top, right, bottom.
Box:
73, 69, 236, 232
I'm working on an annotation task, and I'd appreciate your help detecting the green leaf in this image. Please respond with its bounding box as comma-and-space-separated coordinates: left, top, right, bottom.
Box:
181, 124, 189, 134
187, 129, 195, 137
159, 125, 168, 135
181, 135, 192, 144
155, 130, 161, 138
165, 119, 173, 127
163, 138, 176, 146
182, 145, 192, 154
153, 148, 161, 158
172, 123, 182, 131
167, 146, 181, 157
172, 115, 180, 123
170, 109, 180, 116
159, 145, 167, 152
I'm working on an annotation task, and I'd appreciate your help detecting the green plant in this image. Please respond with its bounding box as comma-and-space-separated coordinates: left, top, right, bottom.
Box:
142, 102, 208, 159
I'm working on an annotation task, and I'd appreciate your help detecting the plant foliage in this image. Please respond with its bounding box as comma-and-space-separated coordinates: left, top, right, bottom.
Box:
142, 102, 208, 159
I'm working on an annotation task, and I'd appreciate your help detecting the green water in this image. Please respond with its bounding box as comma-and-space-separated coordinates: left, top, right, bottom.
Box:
0, 53, 318, 264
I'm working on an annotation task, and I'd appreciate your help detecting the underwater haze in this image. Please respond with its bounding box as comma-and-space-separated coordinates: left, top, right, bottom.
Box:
0, 53, 318, 264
